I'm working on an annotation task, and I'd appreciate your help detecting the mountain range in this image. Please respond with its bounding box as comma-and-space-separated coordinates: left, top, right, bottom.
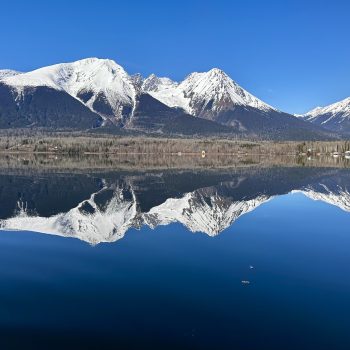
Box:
0, 57, 345, 140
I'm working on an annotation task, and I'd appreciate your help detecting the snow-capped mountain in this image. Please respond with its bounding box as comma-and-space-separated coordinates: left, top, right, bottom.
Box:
0, 69, 22, 79
2, 58, 136, 123
298, 97, 350, 134
141, 68, 332, 139
1, 62, 273, 121
147, 68, 274, 120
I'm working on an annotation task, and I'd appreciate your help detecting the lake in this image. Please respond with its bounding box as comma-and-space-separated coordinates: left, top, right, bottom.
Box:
0, 157, 350, 349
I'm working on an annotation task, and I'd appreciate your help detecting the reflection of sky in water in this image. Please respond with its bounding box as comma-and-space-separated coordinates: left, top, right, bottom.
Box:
0, 191, 350, 348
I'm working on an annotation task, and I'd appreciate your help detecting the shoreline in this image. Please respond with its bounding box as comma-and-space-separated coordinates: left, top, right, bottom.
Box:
0, 134, 350, 156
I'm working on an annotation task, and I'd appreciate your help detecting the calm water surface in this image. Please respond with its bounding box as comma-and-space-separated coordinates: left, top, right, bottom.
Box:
0, 164, 350, 349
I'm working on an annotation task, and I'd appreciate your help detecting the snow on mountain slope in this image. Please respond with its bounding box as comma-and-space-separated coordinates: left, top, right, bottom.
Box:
146, 68, 275, 120
0, 69, 22, 80
2, 58, 136, 122
298, 97, 350, 132
301, 97, 350, 122
142, 74, 178, 92
0, 59, 310, 134
1, 64, 274, 123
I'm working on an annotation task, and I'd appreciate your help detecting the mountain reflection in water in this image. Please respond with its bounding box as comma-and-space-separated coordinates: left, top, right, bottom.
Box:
0, 162, 349, 244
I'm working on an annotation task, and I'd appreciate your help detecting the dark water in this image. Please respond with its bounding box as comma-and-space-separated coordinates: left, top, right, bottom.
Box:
0, 165, 350, 349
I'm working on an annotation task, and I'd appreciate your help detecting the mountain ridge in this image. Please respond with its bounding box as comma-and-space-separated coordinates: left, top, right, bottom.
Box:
298, 96, 350, 135
0, 57, 338, 139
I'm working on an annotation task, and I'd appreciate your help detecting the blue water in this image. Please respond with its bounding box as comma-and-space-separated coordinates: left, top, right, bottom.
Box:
0, 192, 350, 349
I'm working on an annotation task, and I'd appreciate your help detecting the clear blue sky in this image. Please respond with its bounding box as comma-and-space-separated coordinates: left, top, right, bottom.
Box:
0, 0, 349, 114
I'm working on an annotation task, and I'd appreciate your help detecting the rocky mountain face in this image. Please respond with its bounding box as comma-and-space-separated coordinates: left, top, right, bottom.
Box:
0, 58, 335, 139
298, 97, 350, 135
129, 93, 235, 134
0, 167, 348, 244
0, 83, 103, 129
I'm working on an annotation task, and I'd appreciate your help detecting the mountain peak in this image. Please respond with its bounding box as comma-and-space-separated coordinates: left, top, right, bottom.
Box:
70, 57, 127, 76
142, 74, 178, 93
207, 67, 229, 77
130, 73, 144, 91
75, 57, 102, 64
74, 57, 118, 65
